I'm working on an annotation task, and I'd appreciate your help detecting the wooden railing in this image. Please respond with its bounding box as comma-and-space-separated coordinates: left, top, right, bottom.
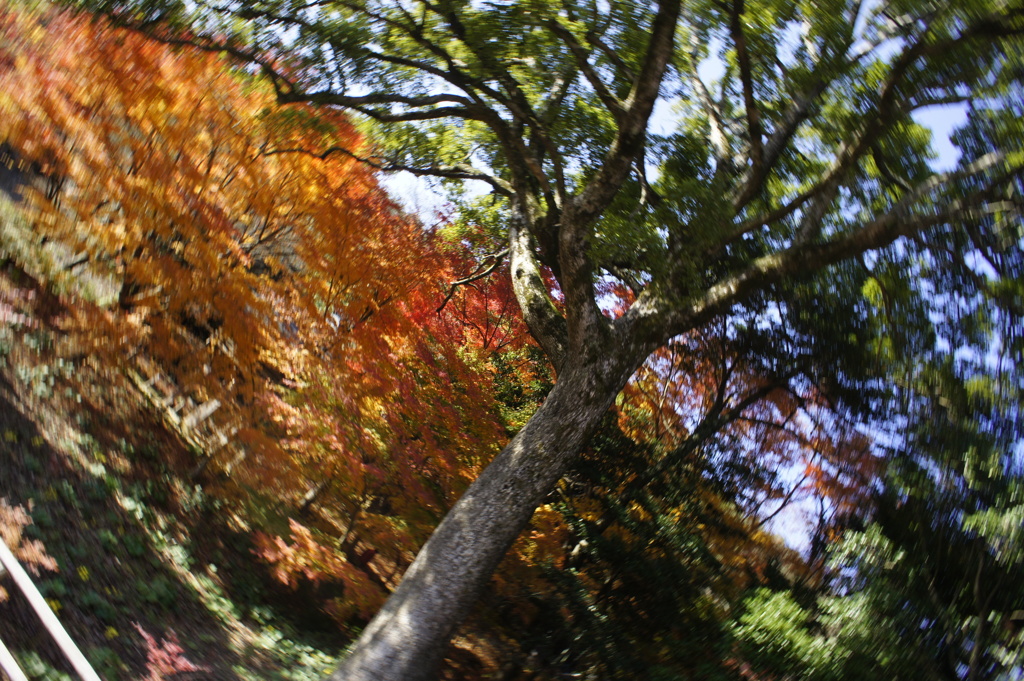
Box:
0, 538, 101, 681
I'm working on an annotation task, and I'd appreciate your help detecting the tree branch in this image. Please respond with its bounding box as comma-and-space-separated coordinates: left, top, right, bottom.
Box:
725, 4, 1024, 229
553, 0, 682, 353
547, 19, 626, 121
572, 0, 682, 226
689, 64, 731, 165
436, 249, 509, 313
426, 1, 568, 204
660, 155, 1018, 338
263, 144, 512, 196
330, 0, 517, 109
509, 209, 568, 372
728, 0, 765, 179
732, 77, 833, 209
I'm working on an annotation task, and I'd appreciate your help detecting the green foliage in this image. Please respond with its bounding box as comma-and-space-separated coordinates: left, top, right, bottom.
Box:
733, 590, 821, 675
965, 503, 1024, 567
136, 576, 178, 610
37, 578, 68, 598
86, 646, 126, 680
79, 588, 119, 623
121, 532, 148, 558
732, 251, 1024, 681
16, 651, 73, 681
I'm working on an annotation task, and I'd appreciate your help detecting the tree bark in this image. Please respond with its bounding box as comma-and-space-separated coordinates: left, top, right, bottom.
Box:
329, 350, 641, 681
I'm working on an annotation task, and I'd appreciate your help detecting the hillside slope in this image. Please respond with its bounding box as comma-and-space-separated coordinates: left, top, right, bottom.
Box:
0, 190, 345, 681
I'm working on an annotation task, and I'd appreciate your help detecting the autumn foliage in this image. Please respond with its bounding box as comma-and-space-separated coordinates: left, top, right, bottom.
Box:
0, 5, 526, 618
0, 5, 883, 675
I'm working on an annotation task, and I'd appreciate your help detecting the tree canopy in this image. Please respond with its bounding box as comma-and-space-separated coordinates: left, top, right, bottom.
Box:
7, 0, 1024, 678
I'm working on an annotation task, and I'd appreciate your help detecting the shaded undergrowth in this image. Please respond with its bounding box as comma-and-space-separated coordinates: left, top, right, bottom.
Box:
0, 256, 349, 681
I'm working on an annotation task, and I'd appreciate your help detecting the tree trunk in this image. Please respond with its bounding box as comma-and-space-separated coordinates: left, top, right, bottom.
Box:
329, 352, 637, 681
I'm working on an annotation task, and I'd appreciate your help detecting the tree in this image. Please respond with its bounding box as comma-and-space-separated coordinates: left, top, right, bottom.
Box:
61, 0, 1024, 677
502, 326, 871, 678
731, 246, 1024, 681
0, 4, 523, 640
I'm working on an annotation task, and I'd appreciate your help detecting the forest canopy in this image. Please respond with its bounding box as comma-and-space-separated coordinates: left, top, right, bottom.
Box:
0, 0, 1022, 679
